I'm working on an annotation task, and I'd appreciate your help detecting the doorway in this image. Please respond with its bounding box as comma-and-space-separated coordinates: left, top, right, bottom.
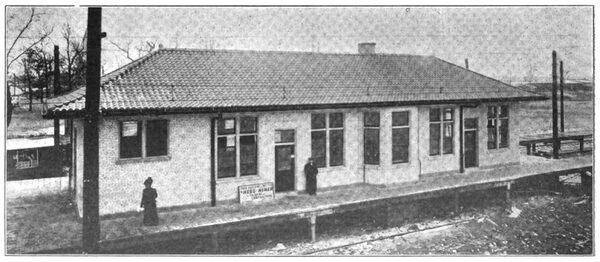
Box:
464, 118, 478, 168
274, 129, 295, 192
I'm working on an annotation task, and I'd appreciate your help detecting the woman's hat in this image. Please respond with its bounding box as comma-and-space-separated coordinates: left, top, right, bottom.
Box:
144, 177, 153, 185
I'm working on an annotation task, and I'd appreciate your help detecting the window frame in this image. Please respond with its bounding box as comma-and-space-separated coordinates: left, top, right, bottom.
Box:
391, 111, 410, 164
429, 107, 454, 156
487, 105, 510, 150
216, 116, 259, 179
14, 149, 40, 169
119, 119, 170, 160
310, 112, 345, 168
363, 111, 380, 165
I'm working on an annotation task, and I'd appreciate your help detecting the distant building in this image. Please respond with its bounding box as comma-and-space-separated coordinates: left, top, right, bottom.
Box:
6, 137, 67, 181
45, 43, 545, 216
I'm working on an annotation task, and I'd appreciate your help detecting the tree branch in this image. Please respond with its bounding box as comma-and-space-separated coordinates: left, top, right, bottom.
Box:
7, 8, 35, 60
109, 39, 134, 61
7, 26, 53, 70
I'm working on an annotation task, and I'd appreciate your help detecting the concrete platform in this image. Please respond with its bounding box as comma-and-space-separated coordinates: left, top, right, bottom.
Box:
15, 155, 592, 253
97, 155, 592, 252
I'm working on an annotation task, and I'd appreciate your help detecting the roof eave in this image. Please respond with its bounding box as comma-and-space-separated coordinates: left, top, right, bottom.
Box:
46, 95, 547, 119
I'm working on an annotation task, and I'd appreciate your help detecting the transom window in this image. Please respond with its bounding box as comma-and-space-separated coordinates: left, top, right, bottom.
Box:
363, 111, 380, 165
487, 105, 509, 149
311, 113, 344, 168
429, 108, 454, 156
119, 119, 169, 159
392, 111, 410, 163
217, 116, 258, 178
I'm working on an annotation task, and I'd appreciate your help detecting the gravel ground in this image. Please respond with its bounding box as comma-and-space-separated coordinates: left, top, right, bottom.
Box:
249, 185, 593, 255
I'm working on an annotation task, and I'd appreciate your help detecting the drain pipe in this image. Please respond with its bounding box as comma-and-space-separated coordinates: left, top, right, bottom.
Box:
210, 113, 219, 207
459, 106, 465, 173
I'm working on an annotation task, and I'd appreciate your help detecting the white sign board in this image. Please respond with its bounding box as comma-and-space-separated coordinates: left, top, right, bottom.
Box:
239, 182, 274, 204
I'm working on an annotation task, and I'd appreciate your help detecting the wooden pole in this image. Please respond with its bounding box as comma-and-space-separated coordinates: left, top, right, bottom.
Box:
82, 7, 103, 254
54, 45, 61, 95
309, 214, 317, 242
464, 58, 469, 70
560, 61, 565, 133
551, 51, 559, 159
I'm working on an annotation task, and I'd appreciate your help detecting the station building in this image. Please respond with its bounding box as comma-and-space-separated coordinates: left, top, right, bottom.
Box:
45, 43, 545, 216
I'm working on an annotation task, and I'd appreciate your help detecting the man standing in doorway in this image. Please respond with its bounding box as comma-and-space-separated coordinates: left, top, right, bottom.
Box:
304, 157, 319, 195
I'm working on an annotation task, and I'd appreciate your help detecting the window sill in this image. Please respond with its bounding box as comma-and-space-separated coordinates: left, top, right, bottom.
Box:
318, 165, 347, 172
217, 174, 262, 184
486, 147, 511, 154
115, 155, 171, 165
428, 153, 455, 157
364, 164, 382, 170
392, 161, 410, 166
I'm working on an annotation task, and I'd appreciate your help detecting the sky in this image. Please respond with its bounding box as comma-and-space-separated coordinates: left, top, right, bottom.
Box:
5, 6, 593, 84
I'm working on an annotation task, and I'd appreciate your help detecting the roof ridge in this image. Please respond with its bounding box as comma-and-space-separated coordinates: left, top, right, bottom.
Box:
430, 56, 546, 98
157, 47, 426, 58
101, 49, 162, 85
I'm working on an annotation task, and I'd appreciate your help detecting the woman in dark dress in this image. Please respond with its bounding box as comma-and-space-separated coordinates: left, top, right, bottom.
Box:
304, 158, 319, 195
141, 177, 159, 226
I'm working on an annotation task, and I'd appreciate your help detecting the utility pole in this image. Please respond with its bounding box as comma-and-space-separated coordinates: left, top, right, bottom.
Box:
560, 61, 565, 133
54, 45, 61, 95
83, 7, 104, 253
464, 58, 469, 70
551, 51, 559, 159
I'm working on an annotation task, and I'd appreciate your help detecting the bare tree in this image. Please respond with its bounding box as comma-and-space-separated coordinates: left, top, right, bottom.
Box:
110, 39, 158, 62
6, 8, 53, 72
61, 23, 86, 91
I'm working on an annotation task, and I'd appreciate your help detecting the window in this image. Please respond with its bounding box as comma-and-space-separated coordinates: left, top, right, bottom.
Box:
216, 116, 258, 178
275, 130, 295, 144
429, 108, 454, 156
120, 121, 142, 158
488, 105, 509, 149
119, 120, 169, 160
311, 113, 344, 168
392, 111, 410, 163
14, 149, 39, 169
364, 112, 380, 165
146, 120, 168, 157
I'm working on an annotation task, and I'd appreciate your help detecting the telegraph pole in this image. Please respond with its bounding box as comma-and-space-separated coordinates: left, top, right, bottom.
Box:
54, 45, 61, 95
551, 51, 559, 159
83, 7, 104, 253
559, 61, 565, 133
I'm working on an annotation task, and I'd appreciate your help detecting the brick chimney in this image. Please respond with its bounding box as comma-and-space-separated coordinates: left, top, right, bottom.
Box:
358, 42, 376, 55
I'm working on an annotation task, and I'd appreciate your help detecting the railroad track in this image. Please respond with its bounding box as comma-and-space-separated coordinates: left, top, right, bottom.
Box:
302, 217, 480, 255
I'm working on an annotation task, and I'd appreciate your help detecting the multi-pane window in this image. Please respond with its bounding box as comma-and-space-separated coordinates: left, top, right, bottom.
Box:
487, 105, 509, 149
392, 111, 410, 163
217, 117, 258, 178
120, 120, 169, 159
14, 149, 39, 169
311, 113, 344, 168
363, 112, 380, 165
429, 108, 454, 156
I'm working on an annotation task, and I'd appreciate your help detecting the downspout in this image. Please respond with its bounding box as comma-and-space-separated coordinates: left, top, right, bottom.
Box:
210, 115, 217, 207
459, 106, 465, 173
417, 108, 422, 177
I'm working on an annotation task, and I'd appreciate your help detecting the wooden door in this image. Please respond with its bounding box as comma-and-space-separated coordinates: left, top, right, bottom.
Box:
275, 145, 295, 192
464, 118, 478, 168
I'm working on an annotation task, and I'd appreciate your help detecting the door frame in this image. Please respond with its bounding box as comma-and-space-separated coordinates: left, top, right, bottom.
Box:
463, 117, 479, 168
274, 129, 297, 192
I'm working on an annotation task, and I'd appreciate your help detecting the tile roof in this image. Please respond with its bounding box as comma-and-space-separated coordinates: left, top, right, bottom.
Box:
46, 48, 545, 118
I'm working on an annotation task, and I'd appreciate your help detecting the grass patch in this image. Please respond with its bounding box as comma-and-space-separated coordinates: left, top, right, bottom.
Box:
6, 191, 81, 254
7, 106, 55, 138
